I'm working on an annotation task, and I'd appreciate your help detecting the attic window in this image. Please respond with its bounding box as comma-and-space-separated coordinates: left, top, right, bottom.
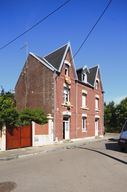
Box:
95, 79, 99, 89
65, 64, 69, 76
82, 73, 87, 83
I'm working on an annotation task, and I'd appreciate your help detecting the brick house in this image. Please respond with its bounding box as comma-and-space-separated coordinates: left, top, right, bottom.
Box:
15, 42, 104, 141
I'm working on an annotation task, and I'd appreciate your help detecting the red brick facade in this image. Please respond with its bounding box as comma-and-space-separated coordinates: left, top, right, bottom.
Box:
15, 54, 54, 113
15, 43, 104, 141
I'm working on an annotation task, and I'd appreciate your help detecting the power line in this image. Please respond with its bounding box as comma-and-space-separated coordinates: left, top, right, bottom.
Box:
73, 0, 112, 59
0, 0, 71, 50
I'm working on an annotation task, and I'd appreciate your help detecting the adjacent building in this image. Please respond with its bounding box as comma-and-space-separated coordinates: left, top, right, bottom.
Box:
15, 42, 104, 141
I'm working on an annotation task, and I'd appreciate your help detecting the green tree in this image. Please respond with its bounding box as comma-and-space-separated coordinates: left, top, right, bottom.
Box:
0, 90, 47, 128
0, 86, 5, 96
104, 101, 118, 132
0, 93, 18, 127
116, 97, 127, 130
104, 97, 127, 132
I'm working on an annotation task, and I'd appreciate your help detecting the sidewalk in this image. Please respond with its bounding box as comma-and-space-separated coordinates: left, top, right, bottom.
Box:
0, 133, 119, 161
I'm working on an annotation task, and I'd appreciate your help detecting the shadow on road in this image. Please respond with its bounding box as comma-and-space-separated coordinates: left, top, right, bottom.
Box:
77, 146, 127, 165
105, 138, 120, 152
108, 138, 119, 142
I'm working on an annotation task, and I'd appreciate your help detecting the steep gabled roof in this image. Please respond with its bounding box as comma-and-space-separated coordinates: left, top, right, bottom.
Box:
87, 65, 98, 86
29, 43, 77, 80
29, 44, 101, 88
29, 52, 56, 71
76, 65, 98, 87
44, 44, 68, 71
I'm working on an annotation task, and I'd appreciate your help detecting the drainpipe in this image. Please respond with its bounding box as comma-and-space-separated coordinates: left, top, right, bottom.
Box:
53, 71, 57, 141
102, 93, 104, 135
75, 81, 78, 138
24, 58, 29, 109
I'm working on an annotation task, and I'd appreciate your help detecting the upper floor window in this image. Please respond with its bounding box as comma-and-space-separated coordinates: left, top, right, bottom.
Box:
64, 87, 70, 103
82, 93, 87, 108
82, 73, 87, 83
95, 97, 99, 111
65, 64, 69, 76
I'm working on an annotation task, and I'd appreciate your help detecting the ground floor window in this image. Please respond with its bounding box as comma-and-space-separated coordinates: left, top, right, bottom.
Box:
82, 116, 87, 132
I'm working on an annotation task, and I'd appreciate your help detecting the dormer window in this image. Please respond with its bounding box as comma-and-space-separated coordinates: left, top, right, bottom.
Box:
82, 73, 87, 83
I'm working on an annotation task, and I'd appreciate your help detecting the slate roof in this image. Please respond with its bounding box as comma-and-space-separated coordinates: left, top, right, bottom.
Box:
77, 65, 98, 87
87, 66, 98, 86
44, 44, 68, 71
30, 43, 99, 88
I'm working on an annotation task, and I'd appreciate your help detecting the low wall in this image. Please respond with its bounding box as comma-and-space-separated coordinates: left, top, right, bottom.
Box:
32, 114, 54, 146
32, 122, 50, 146
35, 123, 48, 135
0, 125, 6, 151
0, 114, 54, 151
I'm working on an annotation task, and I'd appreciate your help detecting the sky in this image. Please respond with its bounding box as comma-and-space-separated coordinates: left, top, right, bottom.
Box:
0, 0, 127, 104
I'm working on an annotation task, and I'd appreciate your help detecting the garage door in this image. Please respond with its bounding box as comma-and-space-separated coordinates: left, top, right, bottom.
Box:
6, 125, 32, 150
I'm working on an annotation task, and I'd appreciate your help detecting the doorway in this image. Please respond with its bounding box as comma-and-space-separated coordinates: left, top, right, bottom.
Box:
63, 116, 70, 140
95, 118, 99, 136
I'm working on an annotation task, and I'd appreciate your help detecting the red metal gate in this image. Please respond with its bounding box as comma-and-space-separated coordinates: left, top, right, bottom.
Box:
6, 125, 32, 150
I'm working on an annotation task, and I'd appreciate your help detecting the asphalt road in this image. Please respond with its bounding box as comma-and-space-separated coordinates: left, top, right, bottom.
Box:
0, 139, 127, 192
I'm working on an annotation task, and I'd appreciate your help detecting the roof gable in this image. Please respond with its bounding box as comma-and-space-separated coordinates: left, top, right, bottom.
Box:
42, 42, 78, 80
96, 68, 104, 91
29, 52, 55, 71
44, 44, 68, 71
29, 44, 102, 88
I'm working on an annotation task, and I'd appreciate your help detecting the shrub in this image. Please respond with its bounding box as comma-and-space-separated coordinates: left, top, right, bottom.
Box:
17, 108, 47, 126
0, 91, 47, 127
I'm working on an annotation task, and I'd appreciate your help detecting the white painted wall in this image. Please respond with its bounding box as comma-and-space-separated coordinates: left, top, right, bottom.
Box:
0, 124, 6, 151
32, 114, 54, 147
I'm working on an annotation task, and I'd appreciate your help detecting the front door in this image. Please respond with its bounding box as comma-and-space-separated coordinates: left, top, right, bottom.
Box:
63, 117, 70, 140
95, 118, 99, 136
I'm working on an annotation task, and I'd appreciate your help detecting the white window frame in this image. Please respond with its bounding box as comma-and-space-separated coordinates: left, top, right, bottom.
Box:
64, 87, 70, 104
95, 97, 99, 111
82, 93, 87, 108
65, 64, 69, 76
95, 117, 99, 136
82, 116, 87, 132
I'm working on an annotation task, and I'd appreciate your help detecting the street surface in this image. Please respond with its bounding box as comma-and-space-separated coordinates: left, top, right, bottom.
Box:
0, 138, 127, 192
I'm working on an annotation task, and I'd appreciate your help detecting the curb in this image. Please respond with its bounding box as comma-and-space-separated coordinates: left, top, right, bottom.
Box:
0, 135, 118, 161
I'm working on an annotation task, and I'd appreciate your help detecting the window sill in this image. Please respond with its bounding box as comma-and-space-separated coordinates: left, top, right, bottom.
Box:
61, 103, 73, 108
81, 106, 89, 110
95, 109, 99, 112
82, 129, 87, 133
